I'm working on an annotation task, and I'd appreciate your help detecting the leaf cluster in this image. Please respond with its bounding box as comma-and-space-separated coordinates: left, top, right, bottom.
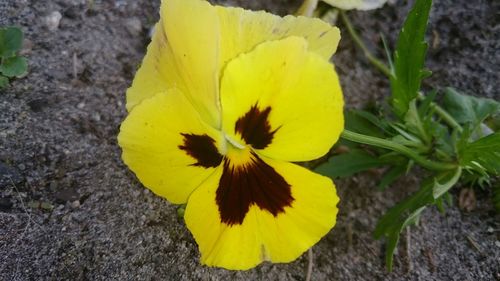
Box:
316, 0, 499, 270
0, 26, 28, 88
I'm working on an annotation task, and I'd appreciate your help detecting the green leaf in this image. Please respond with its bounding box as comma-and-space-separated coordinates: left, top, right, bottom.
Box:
383, 206, 425, 271
345, 109, 386, 137
404, 100, 431, 143
443, 87, 500, 127
374, 173, 457, 271
375, 169, 463, 271
0, 26, 23, 58
418, 90, 437, 117
0, 56, 27, 77
378, 164, 407, 190
374, 177, 434, 240
459, 132, 500, 175
380, 33, 393, 70
432, 167, 462, 199
389, 0, 432, 118
0, 75, 8, 88
315, 149, 388, 178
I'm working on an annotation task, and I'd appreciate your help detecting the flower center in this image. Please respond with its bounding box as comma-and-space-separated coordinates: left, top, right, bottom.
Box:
179, 105, 293, 226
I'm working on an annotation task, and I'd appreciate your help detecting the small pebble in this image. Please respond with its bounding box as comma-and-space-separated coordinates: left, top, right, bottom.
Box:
54, 189, 80, 203
20, 38, 33, 56
71, 200, 80, 208
43, 11, 63, 31
125, 18, 142, 36
77, 102, 85, 109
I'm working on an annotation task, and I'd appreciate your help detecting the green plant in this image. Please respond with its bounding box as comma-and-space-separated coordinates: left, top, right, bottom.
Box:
0, 26, 28, 88
315, 0, 500, 270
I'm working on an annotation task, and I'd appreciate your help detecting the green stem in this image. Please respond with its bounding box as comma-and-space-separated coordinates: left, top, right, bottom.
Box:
339, 10, 391, 77
417, 94, 463, 133
341, 130, 457, 171
296, 0, 318, 17
409, 100, 431, 145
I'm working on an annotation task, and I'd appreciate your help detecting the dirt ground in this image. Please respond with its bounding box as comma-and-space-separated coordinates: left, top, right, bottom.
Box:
1, 0, 499, 280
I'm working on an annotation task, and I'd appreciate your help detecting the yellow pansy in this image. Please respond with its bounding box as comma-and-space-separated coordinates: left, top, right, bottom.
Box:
118, 0, 344, 270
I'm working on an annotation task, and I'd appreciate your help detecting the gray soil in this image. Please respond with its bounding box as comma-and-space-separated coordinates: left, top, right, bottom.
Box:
1, 0, 499, 280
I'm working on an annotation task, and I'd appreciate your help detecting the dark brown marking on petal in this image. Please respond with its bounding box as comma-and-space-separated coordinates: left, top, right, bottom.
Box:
179, 134, 223, 168
235, 104, 278, 149
215, 152, 294, 225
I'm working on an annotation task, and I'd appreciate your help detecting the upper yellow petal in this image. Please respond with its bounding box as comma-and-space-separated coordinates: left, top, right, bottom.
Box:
126, 0, 221, 128
220, 36, 344, 162
118, 89, 223, 204
216, 5, 340, 68
125, 20, 170, 112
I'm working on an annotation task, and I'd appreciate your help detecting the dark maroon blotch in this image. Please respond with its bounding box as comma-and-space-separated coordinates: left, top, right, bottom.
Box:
235, 104, 278, 149
179, 134, 223, 168
215, 152, 294, 225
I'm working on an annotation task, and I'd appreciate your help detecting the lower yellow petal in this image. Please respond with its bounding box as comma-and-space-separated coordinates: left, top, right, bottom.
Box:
184, 155, 339, 270
118, 89, 223, 204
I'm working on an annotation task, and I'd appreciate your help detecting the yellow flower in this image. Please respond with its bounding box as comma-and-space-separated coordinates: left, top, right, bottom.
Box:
118, 0, 344, 270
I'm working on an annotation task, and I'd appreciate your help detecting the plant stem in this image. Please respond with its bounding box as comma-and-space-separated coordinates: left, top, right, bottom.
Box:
341, 130, 457, 171
297, 0, 318, 17
417, 94, 463, 133
339, 10, 391, 77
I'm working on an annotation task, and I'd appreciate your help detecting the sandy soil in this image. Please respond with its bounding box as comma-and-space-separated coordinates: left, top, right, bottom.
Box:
1, 0, 499, 280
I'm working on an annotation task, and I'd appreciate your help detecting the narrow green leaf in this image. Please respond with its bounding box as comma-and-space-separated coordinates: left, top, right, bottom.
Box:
443, 87, 500, 127
315, 149, 388, 178
390, 0, 432, 118
380, 33, 393, 70
375, 176, 441, 271
404, 99, 430, 143
0, 56, 27, 77
432, 167, 462, 199
384, 206, 426, 271
418, 90, 437, 117
345, 109, 386, 137
0, 26, 23, 58
378, 164, 407, 190
374, 177, 434, 240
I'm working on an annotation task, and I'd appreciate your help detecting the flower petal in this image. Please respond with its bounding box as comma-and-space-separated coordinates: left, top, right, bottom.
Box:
216, 5, 340, 67
184, 156, 339, 270
220, 36, 344, 162
322, 0, 387, 11
118, 89, 224, 204
126, 0, 221, 128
